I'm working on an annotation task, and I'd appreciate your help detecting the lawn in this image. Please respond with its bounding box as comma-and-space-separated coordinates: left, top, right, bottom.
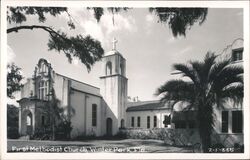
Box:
8, 138, 194, 153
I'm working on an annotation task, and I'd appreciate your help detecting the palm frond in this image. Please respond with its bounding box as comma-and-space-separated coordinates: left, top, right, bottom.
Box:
156, 79, 194, 94
173, 63, 198, 84
190, 61, 203, 85
221, 83, 243, 102
208, 58, 231, 83
156, 79, 196, 105
212, 65, 243, 91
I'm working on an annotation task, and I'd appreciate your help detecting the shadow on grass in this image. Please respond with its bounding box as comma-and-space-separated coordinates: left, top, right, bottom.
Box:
72, 135, 127, 142
105, 139, 165, 147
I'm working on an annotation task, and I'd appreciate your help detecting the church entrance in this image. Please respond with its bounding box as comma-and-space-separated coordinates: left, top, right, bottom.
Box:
21, 110, 33, 135
106, 118, 113, 136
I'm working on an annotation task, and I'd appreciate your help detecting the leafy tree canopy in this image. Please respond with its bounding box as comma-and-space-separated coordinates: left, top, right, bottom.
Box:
149, 8, 207, 37
7, 63, 24, 98
88, 7, 208, 37
7, 7, 104, 71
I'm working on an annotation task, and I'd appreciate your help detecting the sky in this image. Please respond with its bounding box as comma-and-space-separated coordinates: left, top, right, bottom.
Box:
7, 8, 243, 102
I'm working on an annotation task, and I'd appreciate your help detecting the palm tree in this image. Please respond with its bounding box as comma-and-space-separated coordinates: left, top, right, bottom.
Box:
156, 52, 243, 152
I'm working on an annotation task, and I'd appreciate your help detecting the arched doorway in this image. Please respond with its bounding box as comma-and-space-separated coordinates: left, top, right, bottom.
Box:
21, 110, 33, 135
26, 112, 33, 135
120, 119, 125, 129
106, 118, 113, 136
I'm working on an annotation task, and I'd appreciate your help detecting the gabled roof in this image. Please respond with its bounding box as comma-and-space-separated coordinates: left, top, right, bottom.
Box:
126, 100, 171, 112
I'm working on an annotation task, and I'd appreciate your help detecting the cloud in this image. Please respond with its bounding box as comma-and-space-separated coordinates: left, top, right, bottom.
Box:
99, 11, 137, 36
64, 8, 137, 48
167, 36, 185, 44
167, 37, 176, 43
7, 45, 16, 63
81, 20, 105, 44
146, 14, 154, 23
145, 14, 155, 35
178, 46, 192, 55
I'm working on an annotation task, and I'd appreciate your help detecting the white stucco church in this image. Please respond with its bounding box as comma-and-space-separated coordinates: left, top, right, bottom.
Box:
17, 38, 244, 148
18, 39, 172, 139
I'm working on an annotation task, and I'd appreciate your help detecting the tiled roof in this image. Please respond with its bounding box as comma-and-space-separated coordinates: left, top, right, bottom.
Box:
126, 100, 171, 112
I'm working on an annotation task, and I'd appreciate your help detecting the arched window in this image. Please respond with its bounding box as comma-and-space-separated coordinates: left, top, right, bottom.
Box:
39, 63, 48, 74
92, 104, 97, 126
106, 61, 112, 75
43, 63, 47, 73
120, 119, 125, 129
38, 80, 49, 100
26, 112, 32, 126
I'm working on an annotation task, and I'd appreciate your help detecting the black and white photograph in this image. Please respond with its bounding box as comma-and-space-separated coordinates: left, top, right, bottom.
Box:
1, 0, 249, 159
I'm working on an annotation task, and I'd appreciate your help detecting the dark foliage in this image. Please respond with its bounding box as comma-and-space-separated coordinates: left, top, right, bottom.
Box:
48, 34, 104, 71
7, 63, 24, 98
7, 7, 104, 71
87, 7, 104, 22
7, 7, 67, 24
7, 104, 20, 139
149, 8, 208, 37
88, 7, 207, 37
55, 121, 72, 140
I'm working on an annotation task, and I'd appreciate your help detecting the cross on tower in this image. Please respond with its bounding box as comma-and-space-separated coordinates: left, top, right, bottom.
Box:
112, 37, 118, 50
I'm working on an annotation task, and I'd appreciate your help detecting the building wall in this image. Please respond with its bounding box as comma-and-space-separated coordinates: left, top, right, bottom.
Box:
126, 109, 172, 129
118, 77, 128, 128
53, 74, 69, 108
100, 76, 119, 135
69, 89, 102, 138
85, 94, 102, 136
212, 100, 243, 146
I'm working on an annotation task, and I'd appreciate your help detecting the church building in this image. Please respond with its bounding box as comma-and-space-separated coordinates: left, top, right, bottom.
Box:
18, 39, 130, 138
17, 38, 244, 148
18, 39, 172, 139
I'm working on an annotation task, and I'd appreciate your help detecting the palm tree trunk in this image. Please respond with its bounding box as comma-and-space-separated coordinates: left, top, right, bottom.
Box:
199, 126, 211, 152
198, 104, 213, 153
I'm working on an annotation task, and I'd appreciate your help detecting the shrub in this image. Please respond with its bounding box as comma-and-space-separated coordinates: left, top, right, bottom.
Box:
121, 128, 200, 147
7, 127, 20, 139
122, 128, 168, 140
55, 121, 72, 140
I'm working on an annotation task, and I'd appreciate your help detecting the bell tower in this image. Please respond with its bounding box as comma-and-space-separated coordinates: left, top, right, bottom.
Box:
100, 38, 128, 135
